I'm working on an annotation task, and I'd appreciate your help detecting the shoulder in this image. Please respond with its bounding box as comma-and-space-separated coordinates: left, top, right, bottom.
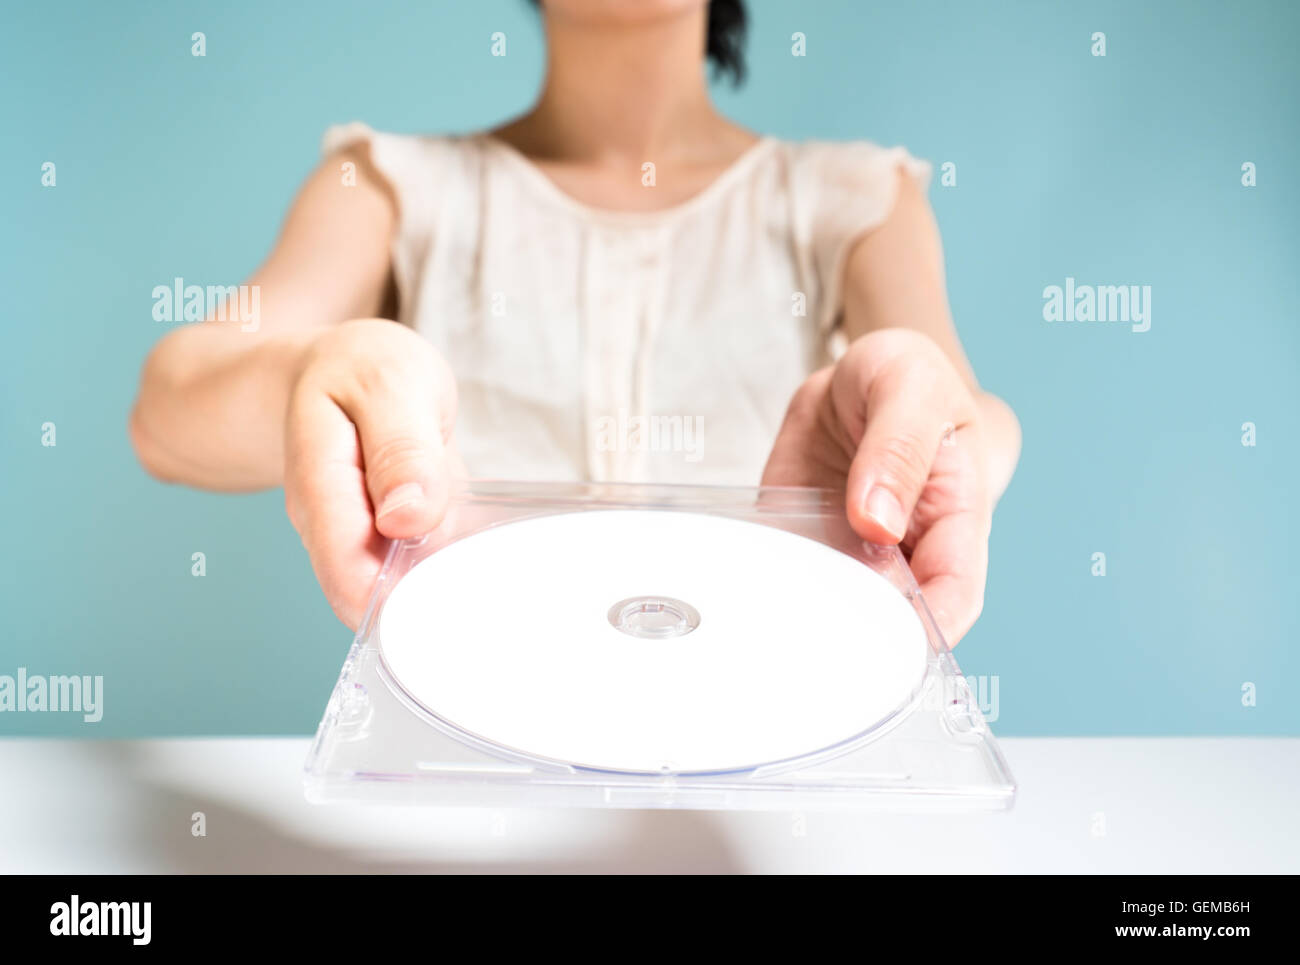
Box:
774, 140, 936, 336
320, 122, 484, 182
774, 138, 933, 266
315, 124, 493, 257
778, 138, 931, 203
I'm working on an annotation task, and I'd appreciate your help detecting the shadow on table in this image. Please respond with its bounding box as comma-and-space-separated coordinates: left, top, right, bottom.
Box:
93, 742, 748, 874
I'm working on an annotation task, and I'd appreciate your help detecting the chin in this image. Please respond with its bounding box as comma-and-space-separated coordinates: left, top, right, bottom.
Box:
541, 0, 707, 27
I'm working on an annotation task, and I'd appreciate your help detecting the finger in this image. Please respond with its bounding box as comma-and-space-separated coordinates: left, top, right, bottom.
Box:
841, 361, 970, 544
338, 360, 457, 540
284, 392, 387, 629
908, 508, 990, 645
760, 366, 845, 488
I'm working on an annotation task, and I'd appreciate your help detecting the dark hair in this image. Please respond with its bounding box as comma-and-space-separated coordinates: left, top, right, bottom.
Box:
705, 0, 747, 86
527, 0, 748, 86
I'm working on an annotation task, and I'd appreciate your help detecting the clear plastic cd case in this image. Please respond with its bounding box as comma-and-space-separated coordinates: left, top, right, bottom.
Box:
304, 481, 1016, 811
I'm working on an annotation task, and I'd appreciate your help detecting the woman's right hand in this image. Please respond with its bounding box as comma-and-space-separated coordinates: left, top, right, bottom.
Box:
283, 318, 461, 629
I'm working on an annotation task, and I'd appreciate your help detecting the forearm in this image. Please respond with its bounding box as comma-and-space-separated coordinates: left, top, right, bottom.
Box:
129, 324, 320, 490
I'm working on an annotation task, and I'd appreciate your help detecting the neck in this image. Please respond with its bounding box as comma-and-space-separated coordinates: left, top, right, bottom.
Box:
521, 6, 722, 164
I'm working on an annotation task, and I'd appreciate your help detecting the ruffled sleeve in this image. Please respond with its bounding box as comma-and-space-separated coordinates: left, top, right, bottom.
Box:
320, 122, 452, 315
788, 141, 932, 349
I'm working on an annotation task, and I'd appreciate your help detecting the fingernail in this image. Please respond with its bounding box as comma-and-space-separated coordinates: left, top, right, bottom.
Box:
864, 487, 906, 540
376, 482, 424, 520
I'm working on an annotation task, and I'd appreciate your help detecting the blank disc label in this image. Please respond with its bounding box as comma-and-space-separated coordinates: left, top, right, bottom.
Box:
379, 510, 928, 773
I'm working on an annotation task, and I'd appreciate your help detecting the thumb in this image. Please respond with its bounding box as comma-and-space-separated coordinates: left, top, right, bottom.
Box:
343, 374, 456, 541
845, 383, 954, 545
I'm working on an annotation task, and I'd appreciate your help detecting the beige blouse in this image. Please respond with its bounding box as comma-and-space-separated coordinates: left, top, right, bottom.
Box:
322, 123, 929, 485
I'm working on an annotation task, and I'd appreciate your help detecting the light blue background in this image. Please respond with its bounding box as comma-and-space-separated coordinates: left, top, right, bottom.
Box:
2, 0, 1296, 737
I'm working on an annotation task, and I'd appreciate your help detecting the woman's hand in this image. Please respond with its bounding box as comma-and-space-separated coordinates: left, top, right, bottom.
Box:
283, 318, 462, 629
762, 328, 993, 645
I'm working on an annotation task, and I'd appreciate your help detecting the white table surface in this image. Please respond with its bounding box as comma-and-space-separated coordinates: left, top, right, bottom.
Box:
2, 737, 1296, 873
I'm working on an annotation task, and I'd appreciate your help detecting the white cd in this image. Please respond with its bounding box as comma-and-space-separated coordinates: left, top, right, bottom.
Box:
378, 510, 929, 773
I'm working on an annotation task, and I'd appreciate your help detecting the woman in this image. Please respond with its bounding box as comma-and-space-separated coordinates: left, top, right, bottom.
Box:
129, 0, 1020, 640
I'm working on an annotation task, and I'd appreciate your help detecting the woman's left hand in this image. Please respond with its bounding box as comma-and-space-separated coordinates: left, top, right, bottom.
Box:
762, 327, 992, 645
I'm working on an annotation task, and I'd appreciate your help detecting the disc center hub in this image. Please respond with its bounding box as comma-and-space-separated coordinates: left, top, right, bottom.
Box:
607, 596, 701, 640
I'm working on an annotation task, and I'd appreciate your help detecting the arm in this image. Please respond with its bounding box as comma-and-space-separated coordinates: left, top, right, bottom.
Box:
840, 169, 1021, 504
763, 168, 1020, 644
129, 146, 397, 490
129, 146, 459, 628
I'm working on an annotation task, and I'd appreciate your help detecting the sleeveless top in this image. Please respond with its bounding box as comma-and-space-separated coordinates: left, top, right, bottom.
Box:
322, 123, 929, 485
